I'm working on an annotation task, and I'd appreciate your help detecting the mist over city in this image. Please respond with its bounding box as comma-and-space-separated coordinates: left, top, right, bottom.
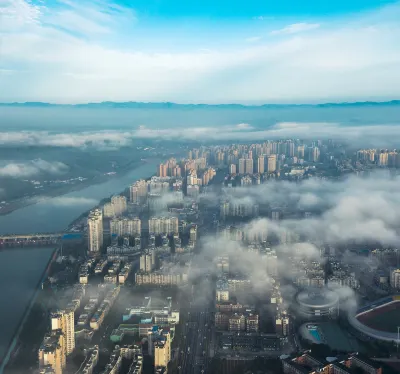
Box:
2, 1, 400, 374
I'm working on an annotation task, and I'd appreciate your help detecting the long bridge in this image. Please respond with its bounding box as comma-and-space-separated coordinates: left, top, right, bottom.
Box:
0, 232, 84, 248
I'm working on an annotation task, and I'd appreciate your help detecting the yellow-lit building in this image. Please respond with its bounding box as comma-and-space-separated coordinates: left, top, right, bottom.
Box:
154, 331, 171, 368
38, 330, 66, 374
51, 309, 75, 355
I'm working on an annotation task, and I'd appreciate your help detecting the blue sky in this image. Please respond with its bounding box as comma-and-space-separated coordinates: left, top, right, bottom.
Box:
1, 0, 400, 103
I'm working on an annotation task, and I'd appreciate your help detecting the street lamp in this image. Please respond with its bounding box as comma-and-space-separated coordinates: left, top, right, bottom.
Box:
397, 326, 400, 356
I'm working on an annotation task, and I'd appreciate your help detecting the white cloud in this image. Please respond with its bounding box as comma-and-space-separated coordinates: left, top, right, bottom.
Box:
0, 0, 43, 31
1, 1, 400, 102
270, 23, 321, 36
0, 159, 68, 178
43, 0, 136, 37
245, 36, 262, 43
1, 121, 400, 148
219, 171, 400, 246
44, 196, 98, 206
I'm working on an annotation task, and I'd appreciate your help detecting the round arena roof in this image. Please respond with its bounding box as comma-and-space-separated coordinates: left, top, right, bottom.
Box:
348, 296, 400, 343
296, 289, 339, 309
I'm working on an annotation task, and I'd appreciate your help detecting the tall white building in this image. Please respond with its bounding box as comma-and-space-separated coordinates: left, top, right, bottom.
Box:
88, 209, 103, 253
238, 158, 246, 174
111, 195, 127, 216
186, 185, 199, 198
51, 309, 75, 355
103, 195, 127, 218
103, 202, 115, 218
110, 217, 141, 237
149, 217, 179, 235
267, 155, 277, 173
140, 252, 156, 272
189, 225, 197, 242
149, 181, 170, 194
390, 268, 400, 289
245, 158, 253, 174
130, 180, 148, 203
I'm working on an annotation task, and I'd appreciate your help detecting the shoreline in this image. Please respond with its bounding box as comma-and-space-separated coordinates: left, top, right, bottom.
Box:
0, 156, 163, 372
0, 159, 151, 217
0, 248, 58, 374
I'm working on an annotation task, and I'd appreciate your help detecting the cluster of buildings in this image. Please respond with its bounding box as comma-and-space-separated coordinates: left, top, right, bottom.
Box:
220, 200, 259, 219
202, 141, 322, 179
74, 285, 120, 341
110, 217, 141, 237
282, 351, 383, 374
135, 267, 189, 286
38, 309, 75, 374
356, 148, 400, 167
148, 216, 179, 235
327, 261, 360, 290
103, 195, 128, 218
100, 344, 142, 374
271, 282, 291, 337
214, 255, 261, 334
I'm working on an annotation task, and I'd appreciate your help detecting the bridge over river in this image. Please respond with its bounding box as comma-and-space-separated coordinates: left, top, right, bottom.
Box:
0, 232, 84, 247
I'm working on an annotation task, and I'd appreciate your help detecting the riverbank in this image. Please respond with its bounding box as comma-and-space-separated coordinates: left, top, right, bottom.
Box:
0, 248, 58, 372
0, 247, 57, 373
0, 159, 154, 217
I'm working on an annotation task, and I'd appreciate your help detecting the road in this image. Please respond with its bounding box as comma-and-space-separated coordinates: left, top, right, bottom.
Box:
177, 308, 213, 374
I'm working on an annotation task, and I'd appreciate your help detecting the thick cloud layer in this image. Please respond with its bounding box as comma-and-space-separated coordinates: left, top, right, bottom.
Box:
222, 171, 400, 246
0, 159, 68, 178
1, 121, 400, 148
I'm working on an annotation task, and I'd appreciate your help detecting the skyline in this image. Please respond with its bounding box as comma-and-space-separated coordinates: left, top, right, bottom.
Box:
1, 1, 400, 103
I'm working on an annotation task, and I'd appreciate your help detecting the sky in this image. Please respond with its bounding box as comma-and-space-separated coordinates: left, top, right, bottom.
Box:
1, 0, 400, 103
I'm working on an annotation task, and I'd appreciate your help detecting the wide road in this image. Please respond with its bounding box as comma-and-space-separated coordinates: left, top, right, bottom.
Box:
177, 308, 213, 374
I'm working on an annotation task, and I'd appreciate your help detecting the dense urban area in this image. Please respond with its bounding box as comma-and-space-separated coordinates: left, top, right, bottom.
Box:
3, 139, 400, 374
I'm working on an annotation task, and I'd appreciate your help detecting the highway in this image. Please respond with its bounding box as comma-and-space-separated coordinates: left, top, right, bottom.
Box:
177, 308, 213, 374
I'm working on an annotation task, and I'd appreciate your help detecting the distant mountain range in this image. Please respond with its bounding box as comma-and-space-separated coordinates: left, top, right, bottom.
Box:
1, 100, 400, 108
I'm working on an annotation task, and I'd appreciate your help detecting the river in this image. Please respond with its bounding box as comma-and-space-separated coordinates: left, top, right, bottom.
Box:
0, 158, 159, 367
0, 247, 55, 364
0, 159, 160, 234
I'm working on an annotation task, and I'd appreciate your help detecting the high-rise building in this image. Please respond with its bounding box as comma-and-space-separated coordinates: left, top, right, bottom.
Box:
267, 155, 277, 173
229, 164, 237, 175
51, 309, 75, 355
308, 147, 320, 162
229, 314, 246, 332
140, 252, 155, 272
390, 268, 400, 289
378, 151, 389, 166
297, 145, 305, 159
287, 141, 295, 157
271, 210, 280, 221
103, 195, 128, 218
187, 184, 200, 198
158, 163, 168, 177
149, 217, 179, 235
154, 331, 171, 368
87, 209, 103, 253
245, 158, 253, 174
110, 217, 141, 237
257, 156, 265, 174
130, 180, 148, 203
111, 195, 127, 216
275, 311, 290, 336
103, 202, 114, 218
238, 158, 246, 174
172, 165, 181, 177
38, 330, 66, 374
189, 225, 197, 242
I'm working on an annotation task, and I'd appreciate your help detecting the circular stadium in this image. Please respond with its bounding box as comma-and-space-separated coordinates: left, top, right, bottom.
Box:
296, 288, 340, 319
348, 295, 400, 342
